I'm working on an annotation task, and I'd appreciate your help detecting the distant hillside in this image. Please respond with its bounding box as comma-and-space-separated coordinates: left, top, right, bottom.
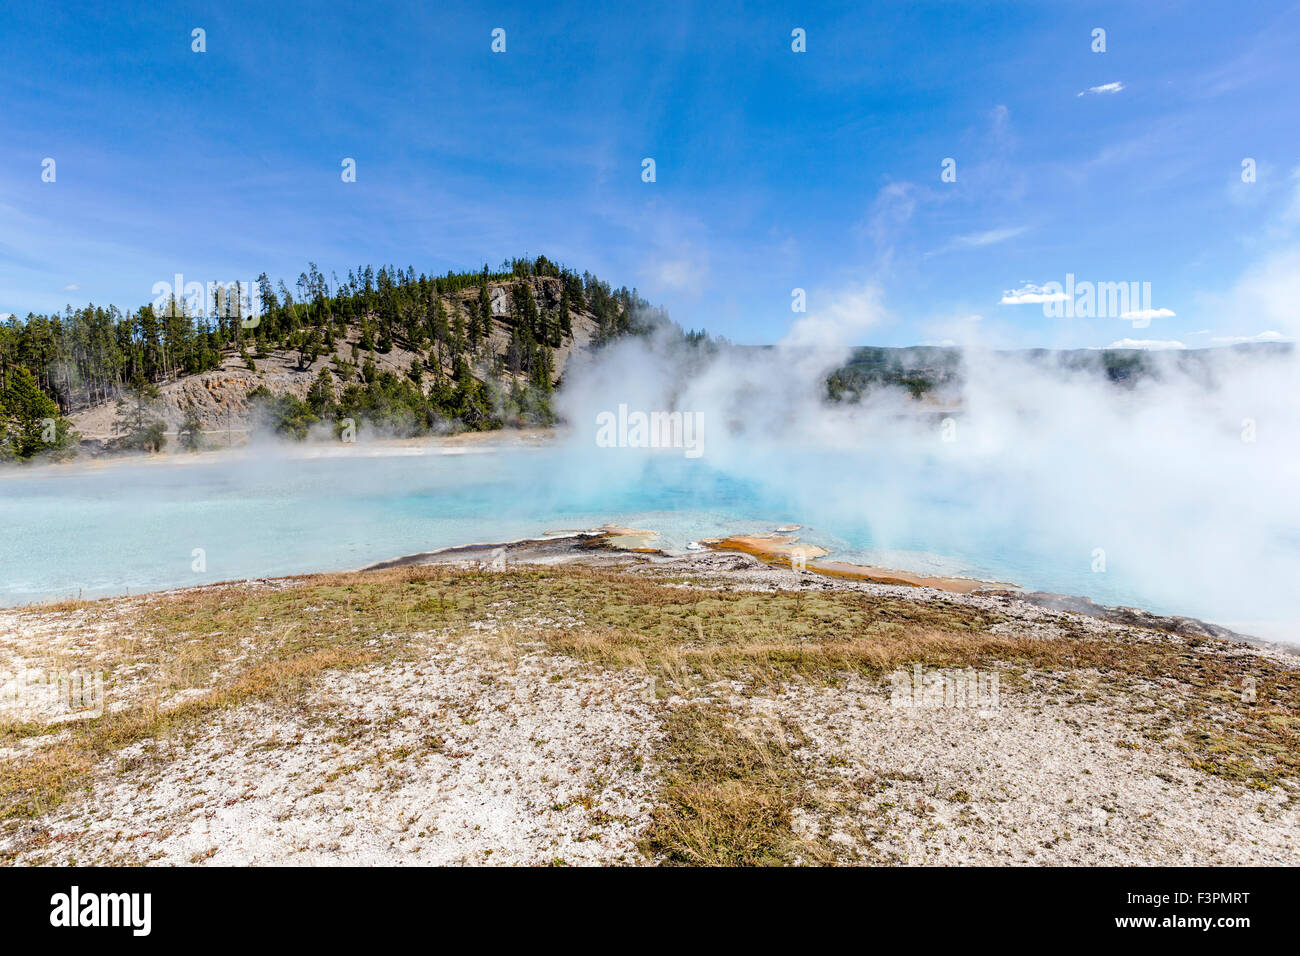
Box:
825, 341, 1294, 407
0, 257, 665, 459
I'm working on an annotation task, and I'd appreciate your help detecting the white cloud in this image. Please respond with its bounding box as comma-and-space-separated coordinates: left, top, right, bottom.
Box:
1077, 81, 1126, 97
1000, 283, 1067, 305
63, 284, 79, 292
1119, 307, 1176, 322
1102, 338, 1187, 350
1209, 330, 1289, 344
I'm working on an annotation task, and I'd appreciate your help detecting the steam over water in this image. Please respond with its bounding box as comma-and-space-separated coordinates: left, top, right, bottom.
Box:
1, 407, 1296, 646
4, 309, 1299, 645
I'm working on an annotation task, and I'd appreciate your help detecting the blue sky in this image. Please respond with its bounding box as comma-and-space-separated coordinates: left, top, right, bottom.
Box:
2, 0, 1299, 348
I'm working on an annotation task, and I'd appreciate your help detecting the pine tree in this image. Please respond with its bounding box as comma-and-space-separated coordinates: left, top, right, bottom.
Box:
178, 404, 203, 452
477, 273, 493, 343
467, 302, 481, 350
558, 289, 573, 338
0, 365, 74, 459
111, 373, 167, 452
531, 344, 554, 393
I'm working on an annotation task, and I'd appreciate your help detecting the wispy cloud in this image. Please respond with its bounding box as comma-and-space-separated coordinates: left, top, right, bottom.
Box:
650, 258, 709, 296
1078, 81, 1126, 97
1120, 307, 1176, 322
927, 226, 1029, 258
1209, 330, 1289, 344
861, 181, 922, 251
999, 283, 1067, 305
956, 226, 1027, 248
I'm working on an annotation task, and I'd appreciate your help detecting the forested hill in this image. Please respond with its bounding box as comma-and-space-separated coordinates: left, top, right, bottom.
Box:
9, 265, 1286, 463
823, 341, 1294, 404
0, 256, 667, 460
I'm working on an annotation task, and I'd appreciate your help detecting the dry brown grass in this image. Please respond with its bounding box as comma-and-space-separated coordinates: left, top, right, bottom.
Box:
642, 704, 825, 865
3, 564, 1297, 864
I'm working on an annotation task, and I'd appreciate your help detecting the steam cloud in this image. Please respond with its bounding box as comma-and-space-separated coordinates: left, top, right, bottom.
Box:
556, 276, 1300, 643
